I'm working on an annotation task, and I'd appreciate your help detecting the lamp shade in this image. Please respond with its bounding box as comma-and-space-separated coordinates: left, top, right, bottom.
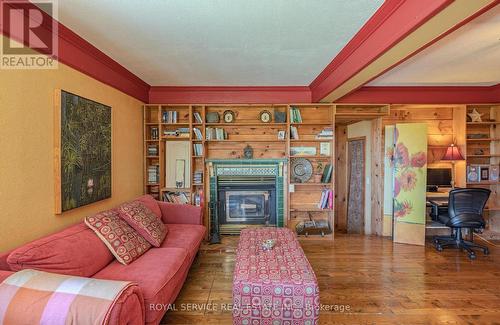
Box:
442, 144, 464, 161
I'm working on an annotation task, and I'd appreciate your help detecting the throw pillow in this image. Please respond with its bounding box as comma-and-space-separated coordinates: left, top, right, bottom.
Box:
118, 201, 168, 247
85, 209, 151, 265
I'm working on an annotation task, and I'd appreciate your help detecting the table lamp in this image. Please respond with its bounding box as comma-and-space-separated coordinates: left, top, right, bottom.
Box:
441, 144, 465, 189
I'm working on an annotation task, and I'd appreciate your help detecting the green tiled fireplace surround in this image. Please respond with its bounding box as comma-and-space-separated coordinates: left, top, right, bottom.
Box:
207, 159, 286, 240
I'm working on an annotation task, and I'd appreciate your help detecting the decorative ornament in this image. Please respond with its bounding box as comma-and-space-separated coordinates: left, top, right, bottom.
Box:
223, 110, 235, 123
468, 109, 483, 123
243, 145, 253, 159
206, 112, 220, 123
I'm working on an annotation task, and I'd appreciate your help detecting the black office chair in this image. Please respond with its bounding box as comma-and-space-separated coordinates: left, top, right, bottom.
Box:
434, 188, 491, 259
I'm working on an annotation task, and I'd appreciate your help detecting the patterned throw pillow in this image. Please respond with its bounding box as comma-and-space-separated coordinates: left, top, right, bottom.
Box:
118, 201, 167, 247
85, 209, 151, 265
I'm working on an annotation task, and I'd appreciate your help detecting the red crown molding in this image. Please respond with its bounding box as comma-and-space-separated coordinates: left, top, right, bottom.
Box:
336, 85, 500, 104
309, 0, 454, 102
149, 86, 312, 104
0, 0, 150, 102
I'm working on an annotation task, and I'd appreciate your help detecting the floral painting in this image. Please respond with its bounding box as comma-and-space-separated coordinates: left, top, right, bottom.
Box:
388, 124, 428, 224
58, 91, 111, 212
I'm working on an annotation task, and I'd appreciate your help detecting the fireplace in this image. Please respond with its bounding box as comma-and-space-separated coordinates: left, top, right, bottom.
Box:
218, 176, 276, 226
207, 159, 286, 243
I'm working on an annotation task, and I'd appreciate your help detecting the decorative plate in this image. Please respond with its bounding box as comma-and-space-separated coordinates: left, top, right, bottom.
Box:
290, 158, 313, 183
259, 110, 272, 123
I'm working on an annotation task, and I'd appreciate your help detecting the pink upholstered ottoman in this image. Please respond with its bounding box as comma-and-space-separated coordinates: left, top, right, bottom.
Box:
232, 228, 320, 325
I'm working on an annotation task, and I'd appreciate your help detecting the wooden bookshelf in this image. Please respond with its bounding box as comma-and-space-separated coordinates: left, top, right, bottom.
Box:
144, 103, 336, 240
465, 104, 500, 225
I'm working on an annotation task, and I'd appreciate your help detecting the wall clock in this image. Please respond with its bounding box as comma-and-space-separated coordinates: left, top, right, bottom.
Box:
223, 110, 235, 123
259, 110, 272, 123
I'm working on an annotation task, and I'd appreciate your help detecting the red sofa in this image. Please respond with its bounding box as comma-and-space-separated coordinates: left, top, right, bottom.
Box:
0, 196, 206, 325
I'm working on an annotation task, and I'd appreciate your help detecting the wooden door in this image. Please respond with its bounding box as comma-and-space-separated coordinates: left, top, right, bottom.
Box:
347, 138, 365, 234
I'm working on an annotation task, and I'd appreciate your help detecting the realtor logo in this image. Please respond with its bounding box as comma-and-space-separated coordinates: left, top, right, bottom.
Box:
1, 0, 58, 69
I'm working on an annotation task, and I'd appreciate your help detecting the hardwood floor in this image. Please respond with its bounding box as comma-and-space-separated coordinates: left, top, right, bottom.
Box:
161, 234, 500, 325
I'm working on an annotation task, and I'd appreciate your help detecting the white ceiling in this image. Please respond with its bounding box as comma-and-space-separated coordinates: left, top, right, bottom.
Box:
56, 0, 383, 86
368, 5, 500, 87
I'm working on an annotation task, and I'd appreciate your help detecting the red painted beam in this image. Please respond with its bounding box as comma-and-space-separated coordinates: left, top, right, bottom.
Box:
0, 0, 150, 102
336, 85, 500, 104
309, 0, 454, 102
149, 86, 312, 104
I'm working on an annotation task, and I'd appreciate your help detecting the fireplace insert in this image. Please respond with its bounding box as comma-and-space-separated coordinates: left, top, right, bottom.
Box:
217, 177, 276, 226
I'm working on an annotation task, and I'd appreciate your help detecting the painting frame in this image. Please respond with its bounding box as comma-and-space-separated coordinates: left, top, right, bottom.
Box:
54, 89, 112, 214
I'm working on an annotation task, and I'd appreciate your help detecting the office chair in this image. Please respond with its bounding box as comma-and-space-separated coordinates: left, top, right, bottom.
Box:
434, 188, 491, 260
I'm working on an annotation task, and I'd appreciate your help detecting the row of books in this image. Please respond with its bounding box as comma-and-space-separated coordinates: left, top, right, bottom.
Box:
147, 165, 159, 184
163, 127, 190, 138
162, 191, 190, 204
193, 143, 204, 156
318, 189, 333, 209
147, 144, 158, 156
193, 112, 203, 123
290, 106, 303, 123
193, 171, 203, 184
162, 111, 178, 124
193, 128, 203, 140
316, 128, 333, 140
206, 127, 228, 140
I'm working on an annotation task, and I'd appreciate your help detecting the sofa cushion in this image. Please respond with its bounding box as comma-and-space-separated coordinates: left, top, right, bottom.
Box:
7, 223, 113, 277
85, 209, 151, 265
118, 201, 167, 247
135, 195, 162, 220
161, 224, 206, 260
93, 247, 191, 324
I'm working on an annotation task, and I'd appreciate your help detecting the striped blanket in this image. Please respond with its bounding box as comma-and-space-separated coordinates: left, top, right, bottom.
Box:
0, 269, 134, 325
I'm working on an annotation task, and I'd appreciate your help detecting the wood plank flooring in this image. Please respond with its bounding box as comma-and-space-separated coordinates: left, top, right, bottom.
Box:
161, 234, 500, 324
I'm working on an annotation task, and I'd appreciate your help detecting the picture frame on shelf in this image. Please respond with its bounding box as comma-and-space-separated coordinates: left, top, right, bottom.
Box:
467, 165, 480, 183
277, 130, 286, 140
490, 166, 499, 182
481, 166, 490, 181
319, 142, 331, 156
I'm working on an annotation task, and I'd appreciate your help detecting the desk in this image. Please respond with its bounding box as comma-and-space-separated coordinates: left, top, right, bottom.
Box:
427, 193, 449, 225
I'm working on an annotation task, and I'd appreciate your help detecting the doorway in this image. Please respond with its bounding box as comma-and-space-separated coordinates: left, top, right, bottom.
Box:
347, 137, 366, 234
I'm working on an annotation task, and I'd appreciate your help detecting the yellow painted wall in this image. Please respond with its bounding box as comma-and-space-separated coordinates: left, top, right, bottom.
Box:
0, 37, 144, 252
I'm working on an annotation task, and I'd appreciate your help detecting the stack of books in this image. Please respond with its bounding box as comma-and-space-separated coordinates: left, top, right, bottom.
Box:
193, 112, 203, 123
162, 111, 178, 123
162, 191, 190, 204
193, 143, 203, 156
193, 128, 203, 140
193, 171, 203, 184
316, 128, 333, 140
147, 145, 158, 156
147, 165, 159, 184
289, 106, 302, 123
206, 127, 227, 140
321, 164, 333, 183
290, 126, 299, 140
318, 189, 333, 209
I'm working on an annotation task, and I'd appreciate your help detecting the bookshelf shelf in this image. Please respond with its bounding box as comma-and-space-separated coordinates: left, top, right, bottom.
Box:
289, 155, 331, 159
467, 122, 500, 125
291, 183, 332, 186
205, 122, 287, 126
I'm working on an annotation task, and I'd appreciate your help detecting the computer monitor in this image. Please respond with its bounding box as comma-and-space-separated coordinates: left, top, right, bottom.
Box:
427, 168, 452, 188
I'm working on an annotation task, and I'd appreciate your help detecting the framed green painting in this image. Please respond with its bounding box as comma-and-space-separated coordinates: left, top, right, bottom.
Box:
54, 90, 112, 213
